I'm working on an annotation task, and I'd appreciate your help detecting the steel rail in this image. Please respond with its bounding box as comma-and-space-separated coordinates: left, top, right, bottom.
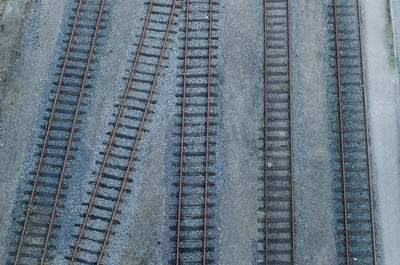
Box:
202, 0, 213, 264
69, 1, 155, 263
355, 0, 376, 263
13, 1, 84, 264
95, 0, 178, 263
175, 0, 190, 264
40, 1, 106, 264
0, 0, 33, 116
332, 0, 350, 264
287, 0, 295, 264
263, 0, 269, 263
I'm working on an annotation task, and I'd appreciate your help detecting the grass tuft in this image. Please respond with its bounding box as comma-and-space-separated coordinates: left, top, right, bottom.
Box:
387, 25, 394, 45
390, 56, 395, 68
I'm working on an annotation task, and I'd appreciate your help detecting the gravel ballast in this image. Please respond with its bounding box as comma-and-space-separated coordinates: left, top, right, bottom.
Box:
0, 0, 398, 264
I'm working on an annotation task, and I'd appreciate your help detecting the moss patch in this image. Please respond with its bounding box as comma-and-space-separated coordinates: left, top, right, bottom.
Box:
282, 84, 289, 91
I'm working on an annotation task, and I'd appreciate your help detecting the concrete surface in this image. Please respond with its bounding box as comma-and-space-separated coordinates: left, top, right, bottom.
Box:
362, 0, 400, 264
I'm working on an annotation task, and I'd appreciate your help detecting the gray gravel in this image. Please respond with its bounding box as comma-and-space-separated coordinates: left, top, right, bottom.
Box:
5, 0, 116, 262
100, 0, 177, 263
291, 0, 337, 264
46, 0, 126, 263
0, 0, 398, 264
219, 0, 264, 264
0, 0, 29, 103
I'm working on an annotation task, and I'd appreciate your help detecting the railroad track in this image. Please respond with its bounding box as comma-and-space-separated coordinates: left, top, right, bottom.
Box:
11, 0, 109, 264
259, 0, 295, 265
171, 0, 220, 264
67, 0, 178, 264
327, 0, 376, 264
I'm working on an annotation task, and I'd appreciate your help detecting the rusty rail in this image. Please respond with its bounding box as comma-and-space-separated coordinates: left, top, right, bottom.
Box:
39, 0, 106, 264
287, 0, 295, 263
69, 1, 155, 263
202, 0, 213, 264
332, 1, 350, 263
175, 0, 190, 263
264, 0, 294, 264
263, 0, 269, 263
70, 0, 178, 263
175, 1, 213, 263
96, 0, 178, 263
355, 0, 376, 263
13, 1, 84, 263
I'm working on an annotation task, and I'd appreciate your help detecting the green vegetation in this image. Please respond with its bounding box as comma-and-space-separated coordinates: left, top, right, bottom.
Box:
387, 25, 394, 45
390, 55, 395, 68
387, 24, 396, 68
